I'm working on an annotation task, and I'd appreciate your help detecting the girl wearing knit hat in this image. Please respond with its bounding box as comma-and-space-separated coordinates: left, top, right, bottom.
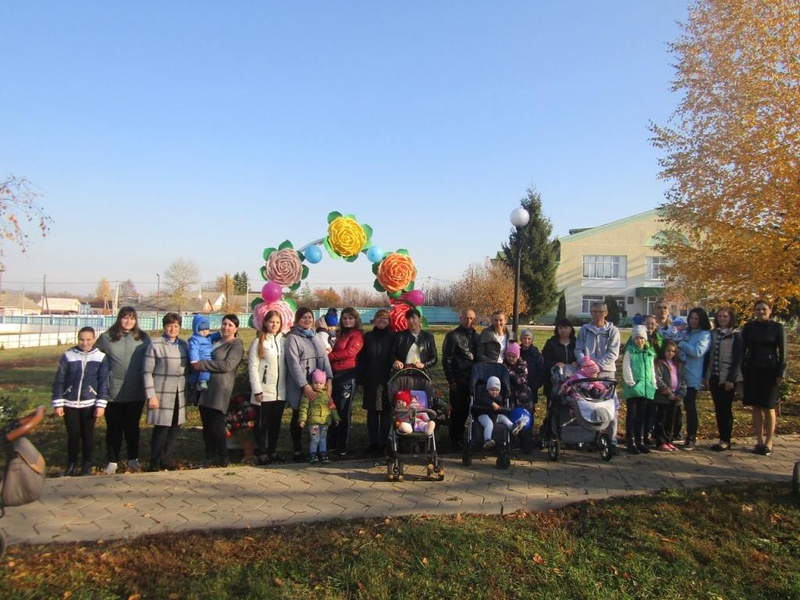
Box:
622, 325, 657, 454
475, 376, 515, 449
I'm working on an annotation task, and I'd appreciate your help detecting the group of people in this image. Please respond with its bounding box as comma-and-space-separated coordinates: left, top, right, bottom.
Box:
562, 299, 785, 456
52, 308, 245, 474
51, 298, 786, 475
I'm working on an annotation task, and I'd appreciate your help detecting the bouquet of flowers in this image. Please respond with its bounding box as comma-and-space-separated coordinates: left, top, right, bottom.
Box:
225, 394, 257, 438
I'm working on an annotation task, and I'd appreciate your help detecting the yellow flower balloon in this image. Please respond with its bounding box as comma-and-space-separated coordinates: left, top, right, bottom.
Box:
327, 216, 367, 258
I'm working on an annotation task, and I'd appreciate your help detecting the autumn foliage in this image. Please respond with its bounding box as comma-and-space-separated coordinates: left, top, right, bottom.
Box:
0, 176, 52, 264
650, 0, 800, 310
450, 259, 526, 322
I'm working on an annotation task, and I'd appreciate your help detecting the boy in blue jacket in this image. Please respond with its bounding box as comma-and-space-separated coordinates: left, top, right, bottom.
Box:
189, 315, 220, 393
52, 327, 110, 476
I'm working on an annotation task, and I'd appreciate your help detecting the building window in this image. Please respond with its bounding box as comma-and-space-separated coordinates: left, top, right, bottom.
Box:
581, 295, 605, 314
582, 255, 626, 279
646, 256, 668, 280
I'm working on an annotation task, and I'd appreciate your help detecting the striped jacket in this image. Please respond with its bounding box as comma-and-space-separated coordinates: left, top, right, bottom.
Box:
52, 346, 110, 409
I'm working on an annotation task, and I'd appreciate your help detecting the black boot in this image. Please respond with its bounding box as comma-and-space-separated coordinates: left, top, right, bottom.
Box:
627, 442, 640, 455
79, 462, 92, 475
636, 439, 651, 454
62, 463, 77, 477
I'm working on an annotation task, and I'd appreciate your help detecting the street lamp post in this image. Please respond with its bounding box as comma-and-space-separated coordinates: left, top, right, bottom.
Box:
509, 207, 530, 339
156, 273, 161, 328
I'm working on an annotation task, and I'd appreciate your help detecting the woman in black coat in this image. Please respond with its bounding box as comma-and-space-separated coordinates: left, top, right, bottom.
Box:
359, 309, 394, 456
740, 300, 786, 456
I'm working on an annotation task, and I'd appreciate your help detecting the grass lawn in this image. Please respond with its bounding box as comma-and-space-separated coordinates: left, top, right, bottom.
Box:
1, 482, 799, 598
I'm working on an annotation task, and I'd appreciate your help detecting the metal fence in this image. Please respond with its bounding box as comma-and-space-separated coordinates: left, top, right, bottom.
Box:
0, 307, 460, 349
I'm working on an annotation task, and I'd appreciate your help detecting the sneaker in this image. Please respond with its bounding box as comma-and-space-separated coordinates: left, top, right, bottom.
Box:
637, 444, 651, 454
666, 443, 678, 451
627, 444, 640, 455
320, 453, 330, 464
103, 462, 118, 475
198, 380, 208, 391
308, 454, 319, 464
80, 462, 92, 476
128, 459, 141, 473
62, 463, 77, 477
760, 445, 773, 456
710, 442, 730, 452
657, 443, 673, 452
512, 421, 524, 436
483, 439, 496, 450
682, 441, 696, 451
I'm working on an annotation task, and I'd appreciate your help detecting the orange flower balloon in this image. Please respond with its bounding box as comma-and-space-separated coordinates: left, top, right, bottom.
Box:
377, 253, 417, 294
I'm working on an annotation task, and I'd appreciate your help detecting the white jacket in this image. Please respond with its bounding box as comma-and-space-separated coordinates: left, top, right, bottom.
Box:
248, 333, 287, 404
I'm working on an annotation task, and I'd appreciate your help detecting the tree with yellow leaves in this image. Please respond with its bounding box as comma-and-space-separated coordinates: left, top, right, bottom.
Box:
0, 176, 52, 267
450, 259, 527, 324
650, 0, 800, 309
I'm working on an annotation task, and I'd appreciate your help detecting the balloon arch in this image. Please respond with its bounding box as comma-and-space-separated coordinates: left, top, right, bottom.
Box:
250, 211, 425, 333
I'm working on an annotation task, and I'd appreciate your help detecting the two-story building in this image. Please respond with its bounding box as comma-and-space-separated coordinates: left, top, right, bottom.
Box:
552, 209, 677, 323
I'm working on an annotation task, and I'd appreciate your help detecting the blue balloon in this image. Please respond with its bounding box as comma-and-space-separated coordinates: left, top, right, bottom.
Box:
366, 245, 384, 263
305, 245, 323, 264
508, 407, 533, 431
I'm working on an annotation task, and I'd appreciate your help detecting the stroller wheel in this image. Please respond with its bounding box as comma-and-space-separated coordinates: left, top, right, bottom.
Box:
496, 454, 511, 470
548, 439, 560, 461
599, 434, 613, 461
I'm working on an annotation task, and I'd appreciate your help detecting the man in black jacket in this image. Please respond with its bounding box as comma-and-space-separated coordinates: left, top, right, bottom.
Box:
390, 308, 438, 372
442, 308, 478, 449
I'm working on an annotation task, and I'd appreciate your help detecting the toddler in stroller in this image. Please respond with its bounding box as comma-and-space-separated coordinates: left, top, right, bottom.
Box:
462, 363, 528, 469
386, 368, 444, 482
547, 357, 617, 462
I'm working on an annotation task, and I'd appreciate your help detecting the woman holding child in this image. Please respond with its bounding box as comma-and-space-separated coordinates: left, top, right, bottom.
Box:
195, 314, 245, 467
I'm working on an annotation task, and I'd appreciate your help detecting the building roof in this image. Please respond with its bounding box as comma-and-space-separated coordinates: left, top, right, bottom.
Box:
0, 291, 40, 309
559, 209, 662, 244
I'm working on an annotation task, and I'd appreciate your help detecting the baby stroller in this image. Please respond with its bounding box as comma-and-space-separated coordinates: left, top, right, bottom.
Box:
386, 368, 445, 482
462, 363, 514, 470
0, 406, 47, 557
548, 365, 616, 461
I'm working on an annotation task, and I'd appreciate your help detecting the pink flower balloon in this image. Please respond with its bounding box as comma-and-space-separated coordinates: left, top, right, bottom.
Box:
261, 281, 282, 303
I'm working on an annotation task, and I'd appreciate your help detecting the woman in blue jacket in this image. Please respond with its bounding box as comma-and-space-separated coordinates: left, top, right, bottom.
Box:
677, 307, 711, 450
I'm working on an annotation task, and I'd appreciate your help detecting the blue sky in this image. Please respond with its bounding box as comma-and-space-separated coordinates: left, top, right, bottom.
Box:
1, 1, 687, 297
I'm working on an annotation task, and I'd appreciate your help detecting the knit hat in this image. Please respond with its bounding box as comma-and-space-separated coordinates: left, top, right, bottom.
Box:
632, 325, 648, 340
505, 342, 521, 358
580, 355, 600, 377
325, 308, 339, 327
486, 376, 501, 391
311, 369, 327, 384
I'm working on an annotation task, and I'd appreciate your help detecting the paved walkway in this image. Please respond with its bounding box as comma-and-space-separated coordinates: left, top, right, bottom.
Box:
2, 435, 798, 546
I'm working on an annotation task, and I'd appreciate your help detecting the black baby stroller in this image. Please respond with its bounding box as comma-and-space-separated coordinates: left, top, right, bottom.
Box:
462, 363, 513, 469
0, 405, 47, 556
386, 368, 445, 482
548, 365, 616, 461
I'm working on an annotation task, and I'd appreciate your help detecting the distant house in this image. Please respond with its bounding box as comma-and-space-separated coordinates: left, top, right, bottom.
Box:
39, 297, 82, 315
0, 292, 42, 316
553, 209, 675, 321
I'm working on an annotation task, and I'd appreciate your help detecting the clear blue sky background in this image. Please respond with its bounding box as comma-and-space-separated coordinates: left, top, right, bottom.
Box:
1, 1, 688, 297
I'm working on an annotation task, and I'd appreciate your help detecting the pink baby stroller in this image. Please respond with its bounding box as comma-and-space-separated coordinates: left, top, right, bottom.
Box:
0, 405, 47, 556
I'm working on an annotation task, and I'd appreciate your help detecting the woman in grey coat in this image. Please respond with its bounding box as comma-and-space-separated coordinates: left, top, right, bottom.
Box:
96, 306, 150, 474
285, 307, 333, 462
143, 312, 189, 471
195, 314, 245, 467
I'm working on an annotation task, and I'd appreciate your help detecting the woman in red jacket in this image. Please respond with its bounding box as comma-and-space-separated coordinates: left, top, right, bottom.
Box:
326, 307, 365, 457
